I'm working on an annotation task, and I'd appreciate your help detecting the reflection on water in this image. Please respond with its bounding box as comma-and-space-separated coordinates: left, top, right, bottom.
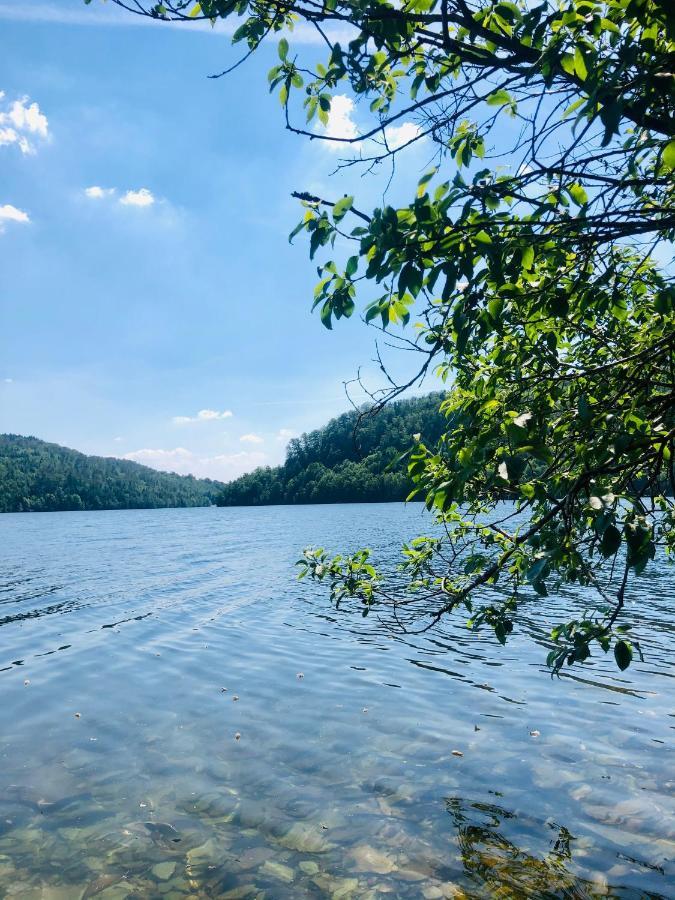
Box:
0, 504, 673, 898
447, 798, 615, 899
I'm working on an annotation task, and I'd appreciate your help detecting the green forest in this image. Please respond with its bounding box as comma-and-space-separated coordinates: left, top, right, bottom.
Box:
0, 435, 223, 513
217, 393, 446, 506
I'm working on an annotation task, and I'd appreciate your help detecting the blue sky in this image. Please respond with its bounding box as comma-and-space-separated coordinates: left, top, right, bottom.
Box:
0, 1, 439, 480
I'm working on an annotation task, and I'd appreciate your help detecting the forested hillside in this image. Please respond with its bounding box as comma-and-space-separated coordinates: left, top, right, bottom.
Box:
217, 393, 446, 506
0, 435, 222, 513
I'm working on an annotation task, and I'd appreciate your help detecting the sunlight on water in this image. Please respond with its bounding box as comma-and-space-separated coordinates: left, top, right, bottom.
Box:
0, 505, 673, 898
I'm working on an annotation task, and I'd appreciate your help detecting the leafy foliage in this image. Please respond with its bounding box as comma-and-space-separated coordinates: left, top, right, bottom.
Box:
217, 393, 446, 505
104, 0, 674, 671
0, 435, 222, 512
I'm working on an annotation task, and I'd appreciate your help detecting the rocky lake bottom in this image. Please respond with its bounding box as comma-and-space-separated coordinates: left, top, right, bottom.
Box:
0, 504, 673, 898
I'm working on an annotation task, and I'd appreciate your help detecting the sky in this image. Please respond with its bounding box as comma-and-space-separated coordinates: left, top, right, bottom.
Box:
0, 0, 440, 481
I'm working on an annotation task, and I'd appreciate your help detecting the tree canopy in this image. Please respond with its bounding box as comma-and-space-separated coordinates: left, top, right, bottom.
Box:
0, 435, 222, 512
217, 393, 446, 505
104, 0, 674, 672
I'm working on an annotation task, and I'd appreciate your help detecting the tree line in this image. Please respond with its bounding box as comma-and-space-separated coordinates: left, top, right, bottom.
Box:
217, 394, 446, 506
0, 435, 222, 513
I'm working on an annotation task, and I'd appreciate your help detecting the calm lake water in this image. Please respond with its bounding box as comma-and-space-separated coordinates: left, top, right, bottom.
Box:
0, 504, 673, 899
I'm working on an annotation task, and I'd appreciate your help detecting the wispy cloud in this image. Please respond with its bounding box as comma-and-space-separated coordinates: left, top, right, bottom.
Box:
124, 446, 265, 480
0, 1, 159, 27
0, 91, 49, 155
277, 428, 297, 442
120, 187, 154, 207
0, 203, 30, 233
240, 433, 264, 444
384, 121, 423, 150
172, 409, 233, 425
85, 185, 115, 199
84, 185, 155, 207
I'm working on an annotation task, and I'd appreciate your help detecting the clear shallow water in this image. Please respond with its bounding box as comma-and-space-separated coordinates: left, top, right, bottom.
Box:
0, 504, 673, 900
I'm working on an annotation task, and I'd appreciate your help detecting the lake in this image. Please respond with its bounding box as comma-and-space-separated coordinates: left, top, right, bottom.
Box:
0, 504, 673, 899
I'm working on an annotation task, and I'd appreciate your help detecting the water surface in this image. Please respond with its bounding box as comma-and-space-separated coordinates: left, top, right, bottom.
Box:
0, 504, 673, 898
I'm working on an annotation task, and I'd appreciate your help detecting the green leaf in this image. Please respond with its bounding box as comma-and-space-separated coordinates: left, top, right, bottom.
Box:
568, 183, 588, 206
573, 47, 588, 81
614, 640, 632, 671
663, 140, 675, 172
527, 557, 550, 584
278, 38, 289, 61
333, 195, 353, 222
319, 300, 333, 329
521, 245, 534, 271
398, 262, 423, 297
600, 525, 622, 558
486, 88, 513, 107
520, 483, 536, 500
417, 168, 436, 197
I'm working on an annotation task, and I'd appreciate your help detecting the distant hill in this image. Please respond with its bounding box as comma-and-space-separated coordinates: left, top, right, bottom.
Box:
0, 435, 223, 513
217, 393, 446, 506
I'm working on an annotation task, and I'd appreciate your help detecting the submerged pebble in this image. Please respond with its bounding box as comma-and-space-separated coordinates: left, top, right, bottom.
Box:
349, 844, 396, 874
151, 862, 176, 881
261, 860, 294, 883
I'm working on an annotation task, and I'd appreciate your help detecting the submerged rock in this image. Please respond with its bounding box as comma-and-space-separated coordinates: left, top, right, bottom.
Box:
349, 844, 397, 875
186, 837, 219, 866
142, 822, 182, 849
151, 862, 176, 881
39, 887, 83, 900
298, 861, 319, 876
187, 790, 239, 821
235, 847, 275, 870
81, 873, 127, 898
276, 823, 334, 853
221, 886, 259, 899
330, 876, 360, 898
261, 860, 294, 884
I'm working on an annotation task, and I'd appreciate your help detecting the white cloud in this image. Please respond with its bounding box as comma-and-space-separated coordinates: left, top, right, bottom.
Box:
113, 436, 124, 442
84, 185, 161, 208
85, 185, 115, 199
384, 121, 423, 150
277, 428, 297, 442
0, 92, 49, 154
240, 433, 264, 444
172, 409, 234, 425
321, 97, 424, 154
323, 94, 359, 150
0, 204, 30, 233
119, 188, 154, 207
123, 447, 266, 481
3, 377, 13, 383
125, 447, 192, 466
